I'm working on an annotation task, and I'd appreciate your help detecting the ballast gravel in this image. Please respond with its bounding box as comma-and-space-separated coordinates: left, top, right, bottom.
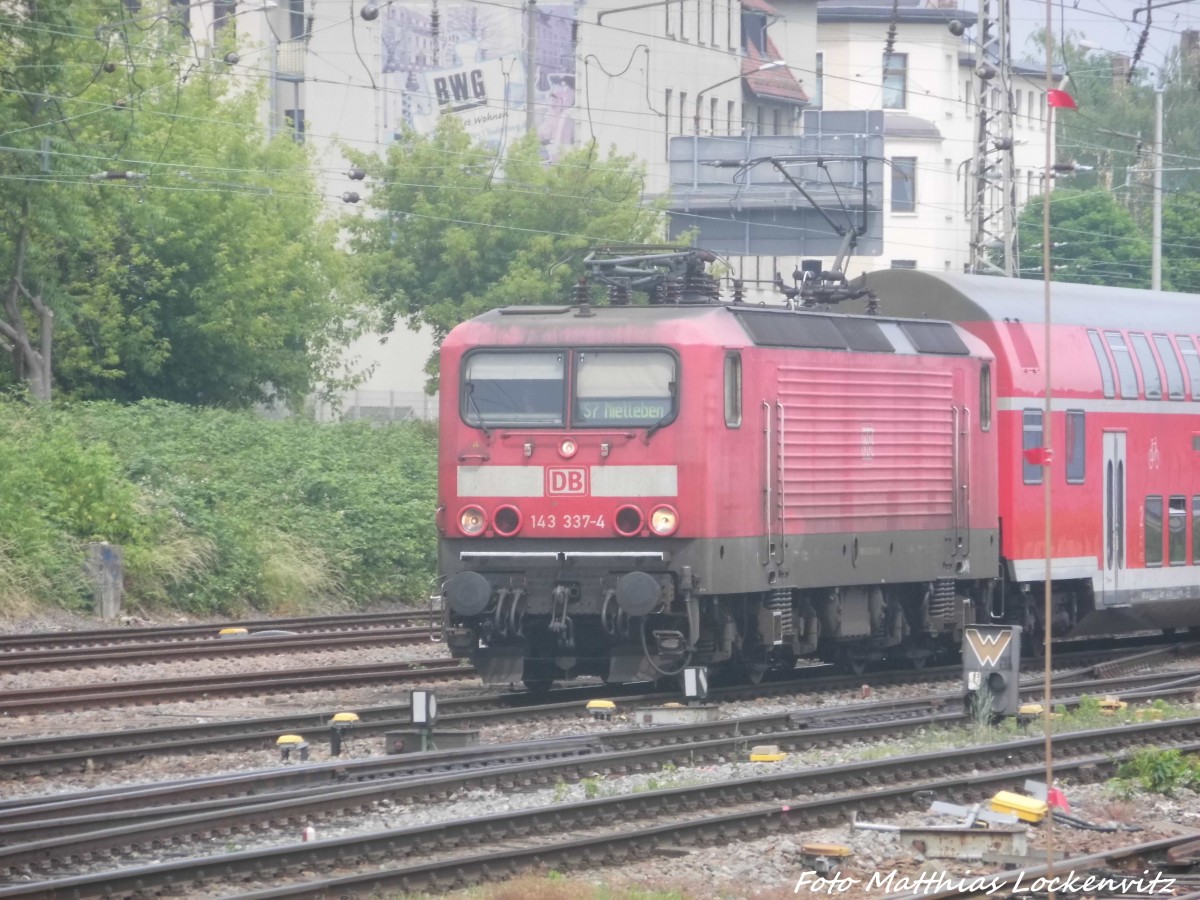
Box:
4, 609, 1200, 898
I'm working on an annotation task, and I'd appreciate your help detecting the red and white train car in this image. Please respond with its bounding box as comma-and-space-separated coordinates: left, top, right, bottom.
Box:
866, 269, 1200, 640
437, 297, 1000, 687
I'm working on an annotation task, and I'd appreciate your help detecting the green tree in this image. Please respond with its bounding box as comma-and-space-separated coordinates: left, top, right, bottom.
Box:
1160, 192, 1200, 293
346, 121, 663, 381
1017, 188, 1151, 286
0, 1, 359, 407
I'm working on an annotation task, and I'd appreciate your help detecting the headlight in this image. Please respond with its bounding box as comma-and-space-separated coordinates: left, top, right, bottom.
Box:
459, 505, 488, 536
492, 505, 521, 537
614, 504, 644, 537
649, 505, 679, 536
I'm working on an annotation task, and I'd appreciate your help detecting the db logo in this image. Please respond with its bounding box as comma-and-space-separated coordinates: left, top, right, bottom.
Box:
548, 468, 587, 495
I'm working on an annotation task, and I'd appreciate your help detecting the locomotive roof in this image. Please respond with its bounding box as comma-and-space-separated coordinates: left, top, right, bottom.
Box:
864, 269, 1200, 332
453, 301, 989, 358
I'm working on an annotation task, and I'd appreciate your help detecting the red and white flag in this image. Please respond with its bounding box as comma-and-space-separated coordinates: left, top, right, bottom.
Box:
1047, 89, 1077, 109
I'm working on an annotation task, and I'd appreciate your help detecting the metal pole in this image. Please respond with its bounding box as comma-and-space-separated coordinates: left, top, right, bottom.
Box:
1041, 0, 1056, 888
526, 0, 537, 135
1152, 84, 1163, 290
998, 0, 1016, 276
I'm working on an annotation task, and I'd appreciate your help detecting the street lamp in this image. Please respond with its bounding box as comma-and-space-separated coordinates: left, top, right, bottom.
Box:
692, 60, 786, 135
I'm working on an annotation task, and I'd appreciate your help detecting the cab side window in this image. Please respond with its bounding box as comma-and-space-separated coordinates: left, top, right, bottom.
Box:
724, 353, 742, 427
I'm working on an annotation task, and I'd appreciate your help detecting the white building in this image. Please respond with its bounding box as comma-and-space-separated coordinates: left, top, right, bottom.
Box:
187, 0, 1055, 411
812, 0, 1057, 276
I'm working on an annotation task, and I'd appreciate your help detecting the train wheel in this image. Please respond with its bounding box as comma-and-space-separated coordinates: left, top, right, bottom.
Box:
839, 650, 869, 675
522, 657, 557, 694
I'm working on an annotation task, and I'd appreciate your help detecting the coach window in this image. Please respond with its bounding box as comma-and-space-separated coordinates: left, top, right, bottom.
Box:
1103, 332, 1139, 399
1153, 335, 1185, 400
1178, 336, 1200, 399
1193, 496, 1200, 563
1022, 409, 1043, 485
1065, 410, 1085, 484
1168, 497, 1187, 565
1145, 496, 1163, 567
574, 350, 676, 428
724, 353, 742, 427
462, 351, 565, 427
1086, 329, 1115, 399
980, 364, 991, 431
1129, 333, 1162, 399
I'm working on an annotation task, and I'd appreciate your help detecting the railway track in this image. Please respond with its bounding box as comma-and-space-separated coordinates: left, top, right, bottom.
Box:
0, 626, 439, 672
0, 610, 435, 652
0, 657, 475, 716
3, 668, 1198, 878
4, 717, 1199, 897
4, 631, 1191, 718
2, 643, 1194, 778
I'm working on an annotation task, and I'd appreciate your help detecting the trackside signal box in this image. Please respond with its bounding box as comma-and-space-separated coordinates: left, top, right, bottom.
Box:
963, 625, 1021, 717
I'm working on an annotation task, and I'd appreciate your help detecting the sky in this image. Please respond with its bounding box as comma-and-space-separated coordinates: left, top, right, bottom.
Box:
1010, 0, 1200, 72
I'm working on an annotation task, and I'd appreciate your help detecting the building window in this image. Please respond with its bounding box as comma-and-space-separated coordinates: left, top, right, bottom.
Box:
213, 0, 235, 29
1087, 329, 1116, 399
710, 97, 718, 133
1145, 496, 1163, 567
1023, 408, 1043, 485
724, 353, 742, 427
665, 89, 673, 144
1129, 333, 1162, 399
1066, 410, 1085, 484
288, 0, 306, 39
678, 91, 687, 134
891, 157, 916, 213
1169, 496, 1187, 565
772, 108, 781, 136
727, 100, 736, 135
814, 52, 824, 108
283, 108, 305, 143
883, 52, 907, 109
890, 260, 917, 269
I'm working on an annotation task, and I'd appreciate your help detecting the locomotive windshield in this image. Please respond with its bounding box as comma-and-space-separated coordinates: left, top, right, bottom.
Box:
463, 352, 566, 426
574, 350, 675, 426
461, 348, 677, 428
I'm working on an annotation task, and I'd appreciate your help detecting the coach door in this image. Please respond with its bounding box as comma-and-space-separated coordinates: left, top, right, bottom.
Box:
1101, 431, 1127, 604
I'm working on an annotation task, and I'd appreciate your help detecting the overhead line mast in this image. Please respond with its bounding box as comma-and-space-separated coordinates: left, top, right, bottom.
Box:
968, 0, 1018, 276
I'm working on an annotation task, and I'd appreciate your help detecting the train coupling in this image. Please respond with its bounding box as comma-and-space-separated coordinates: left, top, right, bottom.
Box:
653, 629, 687, 659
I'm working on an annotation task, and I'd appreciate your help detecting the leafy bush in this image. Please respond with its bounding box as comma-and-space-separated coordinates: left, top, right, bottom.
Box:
0, 398, 437, 617
1112, 748, 1200, 797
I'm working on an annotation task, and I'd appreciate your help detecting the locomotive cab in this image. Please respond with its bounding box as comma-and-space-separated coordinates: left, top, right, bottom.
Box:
438, 317, 695, 687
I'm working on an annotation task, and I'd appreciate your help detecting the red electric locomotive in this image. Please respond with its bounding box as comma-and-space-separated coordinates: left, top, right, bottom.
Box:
437, 258, 1002, 687
865, 269, 1200, 642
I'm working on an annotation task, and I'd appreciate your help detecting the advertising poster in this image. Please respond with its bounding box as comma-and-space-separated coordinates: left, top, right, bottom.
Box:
381, 2, 579, 160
